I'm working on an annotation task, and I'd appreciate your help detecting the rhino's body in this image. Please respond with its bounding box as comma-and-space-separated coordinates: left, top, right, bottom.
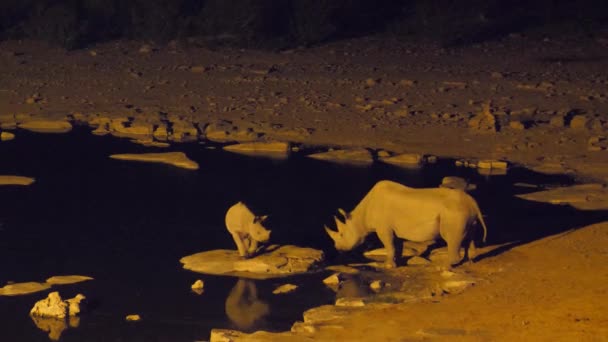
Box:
225, 202, 271, 258
325, 180, 487, 268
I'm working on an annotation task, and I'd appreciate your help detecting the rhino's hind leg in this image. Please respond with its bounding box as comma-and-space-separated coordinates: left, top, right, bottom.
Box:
231, 232, 249, 257
440, 220, 467, 267
464, 240, 477, 264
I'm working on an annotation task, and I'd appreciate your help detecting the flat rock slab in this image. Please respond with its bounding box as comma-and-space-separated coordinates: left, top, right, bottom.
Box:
0, 175, 35, 185
18, 120, 73, 133
223, 141, 290, 158
109, 152, 199, 170
516, 183, 608, 210
180, 245, 325, 279
379, 153, 424, 167
307, 148, 373, 165
0, 275, 93, 296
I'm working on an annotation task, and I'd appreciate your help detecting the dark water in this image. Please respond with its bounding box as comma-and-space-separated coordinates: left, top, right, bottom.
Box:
0, 128, 603, 342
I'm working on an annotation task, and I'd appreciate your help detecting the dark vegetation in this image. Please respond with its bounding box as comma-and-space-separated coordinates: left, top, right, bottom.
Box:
0, 0, 607, 49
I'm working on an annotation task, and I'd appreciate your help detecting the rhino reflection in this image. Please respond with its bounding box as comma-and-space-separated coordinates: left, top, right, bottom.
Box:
30, 315, 79, 341
225, 279, 270, 330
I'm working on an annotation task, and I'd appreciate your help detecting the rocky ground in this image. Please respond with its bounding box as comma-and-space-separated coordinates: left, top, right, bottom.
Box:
1, 29, 608, 341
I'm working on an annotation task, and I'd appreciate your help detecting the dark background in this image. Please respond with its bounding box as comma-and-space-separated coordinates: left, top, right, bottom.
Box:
0, 0, 607, 49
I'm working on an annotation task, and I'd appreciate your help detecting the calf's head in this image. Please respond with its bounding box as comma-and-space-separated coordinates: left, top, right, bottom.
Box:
324, 209, 362, 251
251, 215, 271, 242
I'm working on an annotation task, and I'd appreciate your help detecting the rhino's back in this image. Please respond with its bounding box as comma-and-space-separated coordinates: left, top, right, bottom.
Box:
225, 201, 254, 233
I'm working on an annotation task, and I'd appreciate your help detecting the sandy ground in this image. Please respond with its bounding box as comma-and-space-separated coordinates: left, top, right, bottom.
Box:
1, 30, 607, 341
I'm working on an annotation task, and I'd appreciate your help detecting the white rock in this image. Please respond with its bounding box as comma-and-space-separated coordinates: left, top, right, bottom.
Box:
66, 294, 86, 316
307, 148, 373, 164
223, 141, 290, 158
273, 284, 298, 294
335, 297, 365, 307
322, 273, 343, 286
369, 280, 385, 292
477, 160, 508, 169
0, 282, 50, 296
1, 131, 15, 141
18, 120, 73, 133
380, 153, 424, 167
191, 279, 204, 290
45, 275, 93, 285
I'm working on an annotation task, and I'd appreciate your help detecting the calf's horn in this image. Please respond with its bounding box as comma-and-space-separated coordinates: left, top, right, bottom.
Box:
325, 225, 340, 241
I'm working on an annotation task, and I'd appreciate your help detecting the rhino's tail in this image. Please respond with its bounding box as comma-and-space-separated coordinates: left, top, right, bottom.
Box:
472, 199, 488, 243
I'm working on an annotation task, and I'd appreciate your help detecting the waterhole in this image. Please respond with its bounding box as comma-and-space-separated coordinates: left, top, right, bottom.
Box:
0, 128, 598, 341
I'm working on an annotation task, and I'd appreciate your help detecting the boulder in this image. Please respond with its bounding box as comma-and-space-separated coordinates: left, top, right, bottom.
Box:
18, 120, 73, 133
30, 292, 67, 318
439, 176, 476, 191
0, 175, 35, 186
307, 148, 373, 165
109, 152, 199, 170
180, 245, 324, 279
110, 119, 153, 139
273, 283, 298, 294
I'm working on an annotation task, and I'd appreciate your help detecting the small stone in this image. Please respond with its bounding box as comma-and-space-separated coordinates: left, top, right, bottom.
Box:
477, 160, 508, 169
399, 79, 416, 86
126, 314, 141, 322
369, 280, 385, 292
190, 65, 207, 73
509, 121, 525, 130
549, 115, 565, 127
570, 115, 589, 129
490, 71, 504, 79
273, 284, 298, 294
365, 78, 378, 87
191, 279, 204, 294
335, 297, 365, 307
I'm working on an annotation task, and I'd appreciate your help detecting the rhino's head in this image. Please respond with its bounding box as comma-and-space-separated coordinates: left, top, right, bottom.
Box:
251, 215, 271, 242
325, 208, 363, 251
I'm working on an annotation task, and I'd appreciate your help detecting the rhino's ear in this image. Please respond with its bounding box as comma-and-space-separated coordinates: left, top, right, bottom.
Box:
254, 215, 269, 224
338, 208, 350, 220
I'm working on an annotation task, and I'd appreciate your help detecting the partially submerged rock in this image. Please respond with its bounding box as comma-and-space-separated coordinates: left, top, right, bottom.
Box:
307, 148, 373, 165
180, 245, 324, 279
516, 183, 608, 210
223, 141, 290, 158
18, 120, 73, 133
379, 153, 424, 167
0, 175, 35, 186
109, 152, 199, 170
439, 176, 476, 192
273, 283, 298, 294
30, 291, 85, 319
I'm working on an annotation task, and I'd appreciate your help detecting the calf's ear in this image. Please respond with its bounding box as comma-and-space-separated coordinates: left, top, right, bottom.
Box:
254, 215, 269, 223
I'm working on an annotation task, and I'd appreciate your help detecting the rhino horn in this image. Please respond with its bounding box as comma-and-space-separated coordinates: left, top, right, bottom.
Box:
334, 216, 345, 232
325, 225, 340, 241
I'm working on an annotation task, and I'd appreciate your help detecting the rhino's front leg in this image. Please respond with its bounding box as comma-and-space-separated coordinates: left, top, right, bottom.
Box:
231, 232, 249, 257
247, 239, 259, 255
377, 229, 397, 268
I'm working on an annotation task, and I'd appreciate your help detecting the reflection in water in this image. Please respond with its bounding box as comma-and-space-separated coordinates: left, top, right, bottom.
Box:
30, 315, 80, 341
225, 279, 270, 331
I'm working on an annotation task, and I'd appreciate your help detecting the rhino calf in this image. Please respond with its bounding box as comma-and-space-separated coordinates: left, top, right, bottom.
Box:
325, 180, 487, 268
226, 202, 271, 258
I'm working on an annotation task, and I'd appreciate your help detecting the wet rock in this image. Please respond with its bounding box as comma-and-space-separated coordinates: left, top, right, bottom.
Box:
0, 175, 35, 186
18, 120, 72, 133
323, 273, 344, 286
223, 141, 290, 158
307, 148, 373, 165
130, 139, 170, 148
30, 315, 69, 341
45, 275, 93, 285
180, 245, 324, 279
1, 131, 15, 141
515, 183, 608, 210
379, 153, 424, 168
153, 124, 169, 141
273, 283, 298, 294
109, 152, 199, 170
441, 279, 476, 294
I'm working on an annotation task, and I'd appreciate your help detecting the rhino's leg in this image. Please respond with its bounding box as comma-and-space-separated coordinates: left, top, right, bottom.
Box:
377, 229, 397, 268
231, 232, 249, 257
465, 240, 477, 264
440, 219, 466, 267
247, 239, 259, 255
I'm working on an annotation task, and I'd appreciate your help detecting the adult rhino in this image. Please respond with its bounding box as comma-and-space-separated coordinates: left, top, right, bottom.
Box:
325, 180, 487, 268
